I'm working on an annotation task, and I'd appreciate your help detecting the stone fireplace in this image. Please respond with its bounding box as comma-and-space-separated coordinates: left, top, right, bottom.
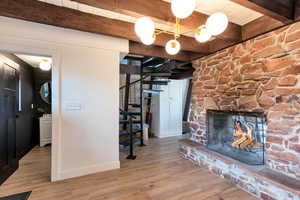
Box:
206, 110, 265, 165
180, 21, 300, 199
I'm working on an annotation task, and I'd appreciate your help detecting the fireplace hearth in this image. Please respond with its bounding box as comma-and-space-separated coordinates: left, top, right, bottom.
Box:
206, 110, 266, 165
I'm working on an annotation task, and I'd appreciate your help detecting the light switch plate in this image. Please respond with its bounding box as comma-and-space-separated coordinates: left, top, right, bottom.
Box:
65, 103, 82, 111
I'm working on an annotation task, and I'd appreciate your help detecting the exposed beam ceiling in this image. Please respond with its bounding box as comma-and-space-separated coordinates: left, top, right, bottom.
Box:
2, 0, 300, 62
71, 0, 242, 43
0, 0, 209, 54
163, 0, 263, 25
230, 0, 294, 23
129, 41, 201, 61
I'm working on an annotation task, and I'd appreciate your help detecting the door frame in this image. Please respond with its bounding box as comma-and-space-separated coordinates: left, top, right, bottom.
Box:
0, 39, 61, 182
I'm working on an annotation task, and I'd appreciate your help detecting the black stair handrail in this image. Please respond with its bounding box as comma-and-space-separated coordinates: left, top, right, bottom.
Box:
119, 60, 173, 159
119, 59, 171, 90
126, 114, 136, 160
119, 75, 150, 90
119, 112, 137, 160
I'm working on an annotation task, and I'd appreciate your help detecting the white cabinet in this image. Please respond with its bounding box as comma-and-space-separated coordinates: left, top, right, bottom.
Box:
40, 115, 52, 147
152, 80, 187, 138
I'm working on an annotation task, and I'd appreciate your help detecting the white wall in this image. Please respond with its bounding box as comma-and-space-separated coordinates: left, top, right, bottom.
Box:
0, 17, 128, 181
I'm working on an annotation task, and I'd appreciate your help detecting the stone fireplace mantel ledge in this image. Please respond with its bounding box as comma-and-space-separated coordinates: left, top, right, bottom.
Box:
179, 139, 300, 199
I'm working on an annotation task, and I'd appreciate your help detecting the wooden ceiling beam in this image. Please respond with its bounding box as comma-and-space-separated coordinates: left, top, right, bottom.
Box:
230, 0, 294, 23
71, 0, 242, 43
294, 0, 300, 20
242, 16, 285, 40
129, 41, 204, 61
0, 0, 209, 54
169, 69, 194, 80
120, 64, 153, 74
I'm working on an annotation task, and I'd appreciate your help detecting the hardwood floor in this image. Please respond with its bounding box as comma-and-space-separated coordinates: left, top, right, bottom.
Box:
0, 137, 257, 200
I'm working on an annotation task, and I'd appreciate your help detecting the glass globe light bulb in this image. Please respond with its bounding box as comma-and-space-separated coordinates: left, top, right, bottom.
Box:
165, 40, 181, 55
135, 17, 155, 38
39, 60, 52, 71
195, 26, 212, 43
140, 34, 156, 45
206, 12, 228, 36
171, 0, 196, 19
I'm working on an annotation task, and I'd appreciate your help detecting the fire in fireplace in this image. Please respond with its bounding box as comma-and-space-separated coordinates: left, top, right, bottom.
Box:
232, 121, 261, 149
206, 110, 266, 165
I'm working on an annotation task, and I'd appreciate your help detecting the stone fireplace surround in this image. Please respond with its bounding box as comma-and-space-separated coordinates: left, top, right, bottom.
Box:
180, 21, 300, 199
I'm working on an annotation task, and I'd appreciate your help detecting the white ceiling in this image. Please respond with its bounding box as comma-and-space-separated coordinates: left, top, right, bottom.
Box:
163, 0, 263, 25
15, 54, 52, 68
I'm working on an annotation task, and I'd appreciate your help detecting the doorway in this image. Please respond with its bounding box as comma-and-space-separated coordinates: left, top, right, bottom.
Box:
0, 52, 53, 184
151, 79, 191, 138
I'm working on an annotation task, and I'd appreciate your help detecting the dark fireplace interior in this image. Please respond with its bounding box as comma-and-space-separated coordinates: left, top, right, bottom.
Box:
206, 110, 266, 165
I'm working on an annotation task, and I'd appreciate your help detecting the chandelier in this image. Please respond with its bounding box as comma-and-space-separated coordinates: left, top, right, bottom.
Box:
134, 0, 228, 55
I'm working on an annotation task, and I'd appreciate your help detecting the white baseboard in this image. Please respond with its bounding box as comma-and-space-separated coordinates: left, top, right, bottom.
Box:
58, 161, 120, 180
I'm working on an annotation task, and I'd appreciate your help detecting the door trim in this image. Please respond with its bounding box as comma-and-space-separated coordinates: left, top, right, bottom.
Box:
0, 40, 62, 182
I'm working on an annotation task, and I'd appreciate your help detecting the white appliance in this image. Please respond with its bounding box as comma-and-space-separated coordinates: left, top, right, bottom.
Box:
39, 114, 52, 147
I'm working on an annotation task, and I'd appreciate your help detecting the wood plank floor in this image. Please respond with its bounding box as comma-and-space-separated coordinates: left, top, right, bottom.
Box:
0, 137, 257, 200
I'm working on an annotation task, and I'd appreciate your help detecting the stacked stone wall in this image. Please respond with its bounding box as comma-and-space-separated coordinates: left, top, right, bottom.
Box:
189, 22, 300, 180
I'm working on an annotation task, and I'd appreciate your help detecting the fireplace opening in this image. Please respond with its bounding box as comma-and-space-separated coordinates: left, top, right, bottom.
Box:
206, 110, 266, 165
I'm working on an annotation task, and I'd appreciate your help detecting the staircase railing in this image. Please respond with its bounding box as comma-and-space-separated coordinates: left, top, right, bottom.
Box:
119, 59, 171, 159
119, 75, 150, 90
119, 64, 146, 160
119, 108, 137, 159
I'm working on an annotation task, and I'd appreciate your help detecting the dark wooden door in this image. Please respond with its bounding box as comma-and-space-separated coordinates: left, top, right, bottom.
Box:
0, 63, 18, 184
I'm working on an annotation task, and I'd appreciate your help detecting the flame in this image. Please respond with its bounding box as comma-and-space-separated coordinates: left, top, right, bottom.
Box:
232, 122, 260, 150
